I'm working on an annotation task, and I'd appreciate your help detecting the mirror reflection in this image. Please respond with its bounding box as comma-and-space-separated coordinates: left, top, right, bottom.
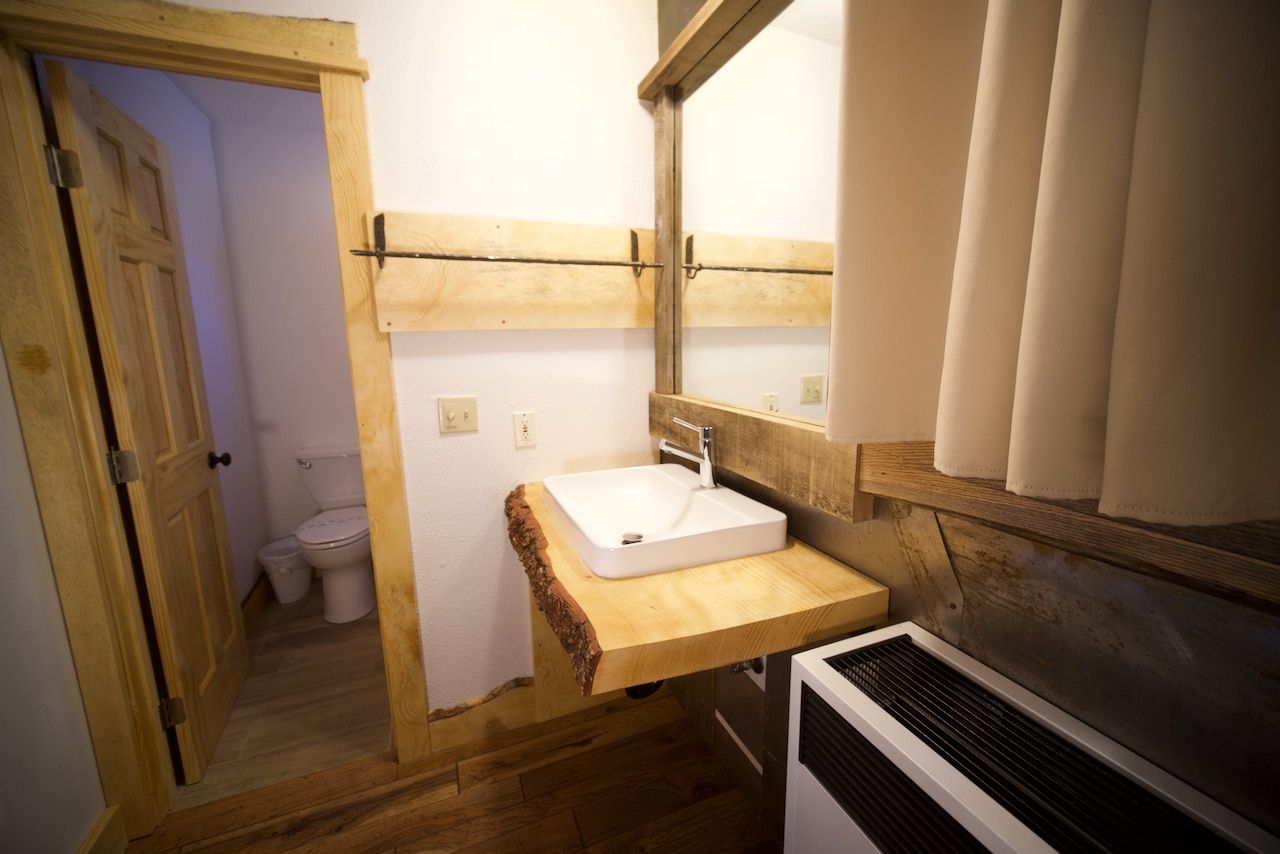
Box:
681, 0, 841, 421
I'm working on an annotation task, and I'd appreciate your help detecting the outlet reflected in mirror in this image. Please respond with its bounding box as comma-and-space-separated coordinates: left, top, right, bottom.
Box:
680, 0, 841, 422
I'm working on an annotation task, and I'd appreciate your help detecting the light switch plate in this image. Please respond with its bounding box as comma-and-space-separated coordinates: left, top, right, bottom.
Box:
800, 374, 825, 404
438, 396, 478, 433
762, 392, 780, 412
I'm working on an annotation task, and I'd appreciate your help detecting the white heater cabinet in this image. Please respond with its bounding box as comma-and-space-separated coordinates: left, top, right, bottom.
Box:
786, 622, 1275, 853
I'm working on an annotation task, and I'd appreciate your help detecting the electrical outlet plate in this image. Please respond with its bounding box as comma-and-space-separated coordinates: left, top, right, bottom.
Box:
438, 396, 478, 433
762, 392, 780, 412
800, 374, 825, 404
513, 410, 536, 448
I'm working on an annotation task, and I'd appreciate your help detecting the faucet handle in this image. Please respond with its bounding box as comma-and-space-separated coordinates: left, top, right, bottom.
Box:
672, 416, 709, 435
672, 417, 712, 449
669, 416, 716, 488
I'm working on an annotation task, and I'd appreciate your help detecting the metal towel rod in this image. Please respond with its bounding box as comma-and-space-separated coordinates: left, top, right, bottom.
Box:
682, 234, 832, 279
351, 214, 661, 278
682, 262, 833, 278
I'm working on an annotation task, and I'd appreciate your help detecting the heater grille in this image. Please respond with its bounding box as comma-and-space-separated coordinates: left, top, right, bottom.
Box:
824, 635, 1237, 852
799, 684, 986, 853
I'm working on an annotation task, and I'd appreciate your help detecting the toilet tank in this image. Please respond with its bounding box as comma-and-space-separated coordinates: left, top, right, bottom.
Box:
296, 443, 365, 510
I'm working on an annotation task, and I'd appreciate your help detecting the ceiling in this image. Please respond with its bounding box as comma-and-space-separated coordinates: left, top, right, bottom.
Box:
168, 72, 324, 132
771, 0, 842, 45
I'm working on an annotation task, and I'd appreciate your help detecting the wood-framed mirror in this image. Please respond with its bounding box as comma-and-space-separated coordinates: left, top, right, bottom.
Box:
640, 0, 1280, 609
681, 0, 839, 421
641, 0, 872, 523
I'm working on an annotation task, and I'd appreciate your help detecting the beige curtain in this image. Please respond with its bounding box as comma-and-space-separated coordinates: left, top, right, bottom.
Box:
826, 0, 1280, 525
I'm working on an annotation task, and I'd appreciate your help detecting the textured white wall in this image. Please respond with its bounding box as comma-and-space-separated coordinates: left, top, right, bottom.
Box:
182, 0, 658, 708
0, 349, 105, 853
394, 330, 654, 707
683, 327, 830, 419
682, 26, 839, 416
210, 114, 359, 542
683, 26, 839, 241
53, 58, 269, 600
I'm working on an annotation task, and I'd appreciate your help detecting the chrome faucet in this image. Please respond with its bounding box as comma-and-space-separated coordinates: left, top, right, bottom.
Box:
659, 417, 716, 489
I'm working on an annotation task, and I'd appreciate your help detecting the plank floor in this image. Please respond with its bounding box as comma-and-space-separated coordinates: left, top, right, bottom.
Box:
173, 581, 391, 809
131, 693, 775, 853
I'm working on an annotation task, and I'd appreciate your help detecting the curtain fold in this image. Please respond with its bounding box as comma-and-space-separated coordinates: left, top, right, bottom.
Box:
1007, 0, 1150, 499
1098, 0, 1280, 524
827, 0, 1280, 525
934, 0, 1062, 479
825, 0, 987, 443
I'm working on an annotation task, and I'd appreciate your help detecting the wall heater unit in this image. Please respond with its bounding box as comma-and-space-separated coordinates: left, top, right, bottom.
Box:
786, 623, 1276, 853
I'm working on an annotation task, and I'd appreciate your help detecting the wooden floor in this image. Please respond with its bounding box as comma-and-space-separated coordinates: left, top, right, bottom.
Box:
173, 582, 391, 809
130, 693, 775, 853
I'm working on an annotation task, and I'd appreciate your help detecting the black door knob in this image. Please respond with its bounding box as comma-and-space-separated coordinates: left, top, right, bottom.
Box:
208, 451, 232, 469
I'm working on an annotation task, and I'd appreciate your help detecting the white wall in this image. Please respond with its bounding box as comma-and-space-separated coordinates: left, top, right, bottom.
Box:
386, 2, 657, 709
0, 349, 106, 854
208, 108, 358, 541
681, 24, 840, 417
186, 0, 658, 709
683, 26, 840, 241
395, 330, 653, 706
53, 58, 269, 600
683, 327, 830, 419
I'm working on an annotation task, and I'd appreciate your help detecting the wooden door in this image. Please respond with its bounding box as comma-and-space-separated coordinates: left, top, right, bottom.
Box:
46, 61, 248, 784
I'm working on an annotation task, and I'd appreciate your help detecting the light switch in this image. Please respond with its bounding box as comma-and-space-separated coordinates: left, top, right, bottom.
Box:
438, 396, 478, 433
762, 392, 780, 412
800, 374, 825, 404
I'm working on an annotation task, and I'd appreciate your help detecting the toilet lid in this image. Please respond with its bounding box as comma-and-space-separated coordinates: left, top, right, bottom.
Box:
296, 506, 369, 547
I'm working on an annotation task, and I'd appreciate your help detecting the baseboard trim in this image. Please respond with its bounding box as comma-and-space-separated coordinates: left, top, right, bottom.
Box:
240, 571, 272, 629
428, 676, 533, 722
426, 679, 538, 753
77, 805, 128, 854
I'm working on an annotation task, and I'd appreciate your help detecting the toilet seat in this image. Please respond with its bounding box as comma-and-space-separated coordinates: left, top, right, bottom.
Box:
296, 506, 369, 550
300, 528, 369, 551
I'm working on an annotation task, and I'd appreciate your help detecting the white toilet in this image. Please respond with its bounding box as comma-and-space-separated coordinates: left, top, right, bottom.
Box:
294, 444, 376, 624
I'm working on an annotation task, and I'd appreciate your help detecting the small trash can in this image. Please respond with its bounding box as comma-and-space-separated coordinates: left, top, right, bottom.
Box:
257, 535, 313, 605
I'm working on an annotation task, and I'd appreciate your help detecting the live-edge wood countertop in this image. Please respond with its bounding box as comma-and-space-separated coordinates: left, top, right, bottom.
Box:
506, 482, 889, 695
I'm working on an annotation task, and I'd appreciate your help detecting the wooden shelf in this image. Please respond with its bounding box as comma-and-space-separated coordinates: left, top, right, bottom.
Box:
682, 231, 832, 327
858, 442, 1280, 613
368, 213, 836, 333
368, 212, 657, 332
506, 482, 888, 694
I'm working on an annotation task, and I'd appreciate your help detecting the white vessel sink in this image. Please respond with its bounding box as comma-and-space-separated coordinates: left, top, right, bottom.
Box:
542, 464, 787, 579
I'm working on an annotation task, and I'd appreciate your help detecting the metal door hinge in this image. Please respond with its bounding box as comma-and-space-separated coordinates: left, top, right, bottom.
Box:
107, 448, 139, 484
158, 696, 187, 730
43, 145, 83, 188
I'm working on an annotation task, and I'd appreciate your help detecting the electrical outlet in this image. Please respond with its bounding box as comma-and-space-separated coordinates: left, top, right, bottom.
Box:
438, 396, 478, 433
800, 374, 825, 404
762, 392, 780, 412
513, 410, 536, 448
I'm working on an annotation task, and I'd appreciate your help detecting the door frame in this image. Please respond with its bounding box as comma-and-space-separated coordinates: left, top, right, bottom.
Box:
0, 0, 430, 837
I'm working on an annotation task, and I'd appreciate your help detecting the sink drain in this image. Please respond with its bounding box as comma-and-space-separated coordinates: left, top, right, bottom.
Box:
621, 531, 644, 545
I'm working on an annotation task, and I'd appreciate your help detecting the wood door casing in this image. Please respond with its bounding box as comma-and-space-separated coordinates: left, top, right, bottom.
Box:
47, 61, 247, 783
